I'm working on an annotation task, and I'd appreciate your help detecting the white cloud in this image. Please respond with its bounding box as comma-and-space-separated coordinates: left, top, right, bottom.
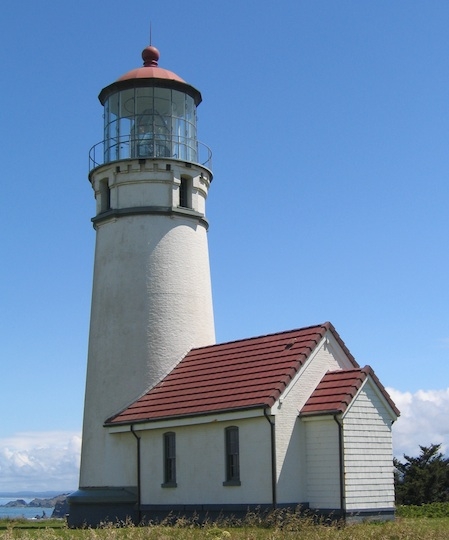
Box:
388, 387, 449, 459
0, 431, 81, 492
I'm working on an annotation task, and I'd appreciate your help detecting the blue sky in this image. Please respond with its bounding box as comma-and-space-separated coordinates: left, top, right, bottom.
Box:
1, 0, 448, 491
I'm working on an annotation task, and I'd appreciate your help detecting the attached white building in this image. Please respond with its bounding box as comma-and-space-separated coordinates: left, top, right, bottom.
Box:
69, 322, 399, 525
67, 44, 399, 526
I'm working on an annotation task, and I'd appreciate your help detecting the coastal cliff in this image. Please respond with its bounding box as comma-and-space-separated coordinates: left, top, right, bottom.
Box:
2, 494, 69, 518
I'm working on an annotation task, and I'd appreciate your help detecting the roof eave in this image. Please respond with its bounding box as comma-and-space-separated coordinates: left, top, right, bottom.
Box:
104, 403, 271, 428
325, 322, 359, 368
98, 78, 202, 105
361, 366, 401, 418
300, 409, 343, 419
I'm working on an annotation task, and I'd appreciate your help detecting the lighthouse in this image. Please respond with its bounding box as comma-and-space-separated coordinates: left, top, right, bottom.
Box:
68, 40, 400, 529
69, 44, 215, 524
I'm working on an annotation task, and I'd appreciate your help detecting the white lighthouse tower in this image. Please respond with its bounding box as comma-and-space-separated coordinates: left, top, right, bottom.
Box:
69, 44, 215, 523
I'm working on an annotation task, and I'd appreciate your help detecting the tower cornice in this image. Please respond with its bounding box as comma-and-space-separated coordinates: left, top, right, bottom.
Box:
91, 206, 209, 229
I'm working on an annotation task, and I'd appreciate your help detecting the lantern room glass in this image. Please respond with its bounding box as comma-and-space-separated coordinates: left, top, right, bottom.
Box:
103, 88, 198, 163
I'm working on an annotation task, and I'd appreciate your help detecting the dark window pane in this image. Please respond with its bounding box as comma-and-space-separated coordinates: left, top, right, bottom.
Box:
225, 427, 240, 482
164, 432, 176, 484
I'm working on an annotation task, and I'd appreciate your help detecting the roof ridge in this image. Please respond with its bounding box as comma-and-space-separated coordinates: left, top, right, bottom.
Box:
190, 322, 331, 352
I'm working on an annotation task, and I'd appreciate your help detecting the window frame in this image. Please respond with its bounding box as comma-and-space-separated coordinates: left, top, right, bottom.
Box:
99, 178, 111, 213
162, 431, 177, 488
223, 426, 241, 486
179, 176, 193, 209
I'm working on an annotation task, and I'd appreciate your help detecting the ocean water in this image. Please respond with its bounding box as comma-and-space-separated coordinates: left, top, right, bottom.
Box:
0, 498, 55, 520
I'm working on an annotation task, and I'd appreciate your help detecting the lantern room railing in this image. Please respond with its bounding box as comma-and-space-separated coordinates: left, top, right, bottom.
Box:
89, 135, 212, 172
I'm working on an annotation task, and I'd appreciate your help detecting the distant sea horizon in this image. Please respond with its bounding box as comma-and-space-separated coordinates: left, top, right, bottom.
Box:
0, 491, 73, 520
0, 490, 73, 498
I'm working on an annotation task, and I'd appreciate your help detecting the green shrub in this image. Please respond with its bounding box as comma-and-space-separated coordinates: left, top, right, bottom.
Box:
396, 502, 449, 518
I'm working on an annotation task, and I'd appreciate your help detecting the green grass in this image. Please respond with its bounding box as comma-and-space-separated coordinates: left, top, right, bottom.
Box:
0, 518, 449, 540
1, 510, 449, 540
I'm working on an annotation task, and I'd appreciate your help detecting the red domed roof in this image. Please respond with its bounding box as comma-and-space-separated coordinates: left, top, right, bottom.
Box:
117, 45, 186, 83
98, 45, 201, 106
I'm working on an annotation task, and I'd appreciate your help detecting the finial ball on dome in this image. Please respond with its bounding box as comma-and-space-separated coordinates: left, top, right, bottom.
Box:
142, 45, 160, 67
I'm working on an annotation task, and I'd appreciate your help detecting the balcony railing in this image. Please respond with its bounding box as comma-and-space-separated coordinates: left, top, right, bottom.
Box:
89, 135, 212, 172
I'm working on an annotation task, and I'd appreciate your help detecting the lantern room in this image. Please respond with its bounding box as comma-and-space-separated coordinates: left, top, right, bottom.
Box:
89, 46, 210, 169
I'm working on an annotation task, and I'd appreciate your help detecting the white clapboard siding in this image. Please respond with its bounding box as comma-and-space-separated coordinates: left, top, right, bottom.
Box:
342, 380, 395, 510
276, 331, 354, 503
304, 418, 341, 509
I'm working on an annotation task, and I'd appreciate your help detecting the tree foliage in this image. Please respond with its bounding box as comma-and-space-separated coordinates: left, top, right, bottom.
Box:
394, 443, 449, 505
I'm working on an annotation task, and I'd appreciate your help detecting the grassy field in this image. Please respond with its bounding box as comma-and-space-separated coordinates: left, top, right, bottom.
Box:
1, 513, 449, 540
1, 506, 449, 539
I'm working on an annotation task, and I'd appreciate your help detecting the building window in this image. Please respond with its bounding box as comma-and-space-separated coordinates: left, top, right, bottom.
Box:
99, 179, 111, 213
179, 176, 192, 209
223, 426, 241, 486
162, 432, 177, 487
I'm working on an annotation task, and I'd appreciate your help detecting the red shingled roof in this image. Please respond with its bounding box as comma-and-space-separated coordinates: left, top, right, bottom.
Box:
106, 322, 358, 426
300, 366, 400, 417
